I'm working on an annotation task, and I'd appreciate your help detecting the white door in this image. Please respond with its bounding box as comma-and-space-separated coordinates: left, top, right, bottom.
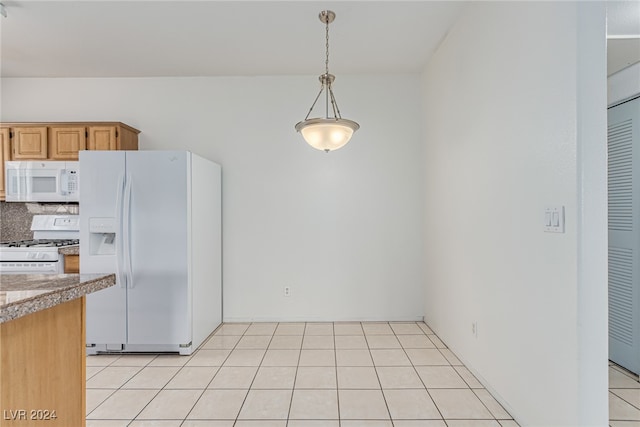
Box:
80, 151, 128, 345
608, 96, 640, 375
124, 151, 191, 345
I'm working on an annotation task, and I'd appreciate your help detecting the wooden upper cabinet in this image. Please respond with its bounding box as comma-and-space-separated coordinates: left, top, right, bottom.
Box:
117, 125, 139, 150
0, 122, 139, 160
0, 128, 10, 200
87, 126, 117, 150
12, 126, 48, 159
49, 126, 86, 160
87, 124, 139, 151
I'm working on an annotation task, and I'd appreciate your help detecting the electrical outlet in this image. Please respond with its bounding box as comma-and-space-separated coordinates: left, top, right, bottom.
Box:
284, 286, 291, 297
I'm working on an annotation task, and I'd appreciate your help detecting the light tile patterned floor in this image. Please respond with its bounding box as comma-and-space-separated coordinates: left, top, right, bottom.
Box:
84, 321, 637, 426
609, 362, 640, 427
85, 322, 517, 426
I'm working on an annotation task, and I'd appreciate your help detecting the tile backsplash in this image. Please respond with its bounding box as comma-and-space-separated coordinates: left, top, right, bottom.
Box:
0, 202, 79, 241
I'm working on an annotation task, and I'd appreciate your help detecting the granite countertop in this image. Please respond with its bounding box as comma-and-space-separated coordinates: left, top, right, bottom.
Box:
59, 245, 79, 255
0, 273, 116, 323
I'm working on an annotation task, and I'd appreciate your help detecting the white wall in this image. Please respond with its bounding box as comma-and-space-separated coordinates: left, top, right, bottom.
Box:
421, 2, 607, 426
608, 61, 640, 106
576, 3, 609, 425
1, 74, 425, 321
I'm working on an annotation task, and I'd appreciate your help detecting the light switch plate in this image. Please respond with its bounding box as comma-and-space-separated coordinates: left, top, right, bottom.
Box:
544, 205, 565, 233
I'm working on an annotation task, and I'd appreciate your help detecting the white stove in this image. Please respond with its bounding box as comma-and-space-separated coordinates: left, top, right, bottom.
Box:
0, 215, 79, 274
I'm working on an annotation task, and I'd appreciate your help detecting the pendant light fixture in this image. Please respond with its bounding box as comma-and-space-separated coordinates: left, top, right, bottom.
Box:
295, 10, 359, 153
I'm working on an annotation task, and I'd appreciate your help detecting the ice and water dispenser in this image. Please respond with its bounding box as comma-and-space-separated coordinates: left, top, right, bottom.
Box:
88, 218, 116, 255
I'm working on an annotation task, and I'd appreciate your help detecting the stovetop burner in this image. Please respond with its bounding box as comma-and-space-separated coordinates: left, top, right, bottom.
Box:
0, 239, 80, 248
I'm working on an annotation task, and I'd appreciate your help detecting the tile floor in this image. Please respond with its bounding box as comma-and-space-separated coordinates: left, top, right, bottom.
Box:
86, 321, 519, 426
609, 362, 640, 427
85, 321, 640, 427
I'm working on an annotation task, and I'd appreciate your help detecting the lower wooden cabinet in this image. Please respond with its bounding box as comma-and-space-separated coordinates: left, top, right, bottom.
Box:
0, 297, 86, 426
64, 255, 80, 274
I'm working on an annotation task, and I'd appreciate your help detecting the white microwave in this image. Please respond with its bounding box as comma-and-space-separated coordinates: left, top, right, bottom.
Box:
5, 161, 79, 202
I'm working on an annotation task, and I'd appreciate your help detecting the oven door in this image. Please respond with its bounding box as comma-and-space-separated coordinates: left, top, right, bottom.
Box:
0, 260, 62, 274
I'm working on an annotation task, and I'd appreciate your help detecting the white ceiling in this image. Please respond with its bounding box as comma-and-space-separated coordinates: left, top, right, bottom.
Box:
0, 1, 466, 78
0, 1, 638, 78
608, 0, 640, 75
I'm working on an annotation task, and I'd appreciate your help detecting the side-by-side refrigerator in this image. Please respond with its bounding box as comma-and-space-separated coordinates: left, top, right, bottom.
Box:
80, 150, 221, 355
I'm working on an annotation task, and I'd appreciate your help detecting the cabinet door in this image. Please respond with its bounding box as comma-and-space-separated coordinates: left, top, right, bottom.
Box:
0, 128, 10, 200
118, 126, 139, 150
87, 126, 117, 150
49, 126, 86, 160
63, 255, 80, 273
12, 127, 48, 159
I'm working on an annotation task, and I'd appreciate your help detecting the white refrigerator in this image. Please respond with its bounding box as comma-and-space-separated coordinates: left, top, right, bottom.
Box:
80, 150, 221, 355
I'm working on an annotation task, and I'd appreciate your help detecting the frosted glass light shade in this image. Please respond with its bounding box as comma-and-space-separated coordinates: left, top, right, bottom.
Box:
295, 118, 360, 152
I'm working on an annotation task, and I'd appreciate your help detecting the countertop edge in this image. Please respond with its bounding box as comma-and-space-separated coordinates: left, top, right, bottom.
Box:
59, 245, 79, 255
0, 274, 116, 323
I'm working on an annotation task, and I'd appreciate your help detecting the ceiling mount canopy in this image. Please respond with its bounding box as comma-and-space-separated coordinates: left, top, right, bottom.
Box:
295, 10, 360, 153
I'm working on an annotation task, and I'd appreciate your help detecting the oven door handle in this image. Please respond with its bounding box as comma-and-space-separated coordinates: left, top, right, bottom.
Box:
122, 175, 133, 288
115, 173, 126, 288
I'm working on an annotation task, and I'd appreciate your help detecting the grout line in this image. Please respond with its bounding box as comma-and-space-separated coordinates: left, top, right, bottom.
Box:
366, 321, 395, 423
184, 322, 249, 425
609, 388, 640, 412
232, 321, 277, 423
285, 322, 307, 426
85, 364, 108, 380
116, 386, 163, 424
398, 321, 447, 423
472, 387, 506, 420
87, 354, 160, 422
85, 387, 118, 419
610, 362, 640, 382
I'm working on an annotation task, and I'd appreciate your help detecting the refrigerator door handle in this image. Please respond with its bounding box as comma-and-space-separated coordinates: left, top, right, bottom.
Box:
123, 174, 133, 288
115, 173, 127, 288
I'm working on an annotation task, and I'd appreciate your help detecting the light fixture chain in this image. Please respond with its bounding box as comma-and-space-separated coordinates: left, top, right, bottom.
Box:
325, 14, 330, 76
